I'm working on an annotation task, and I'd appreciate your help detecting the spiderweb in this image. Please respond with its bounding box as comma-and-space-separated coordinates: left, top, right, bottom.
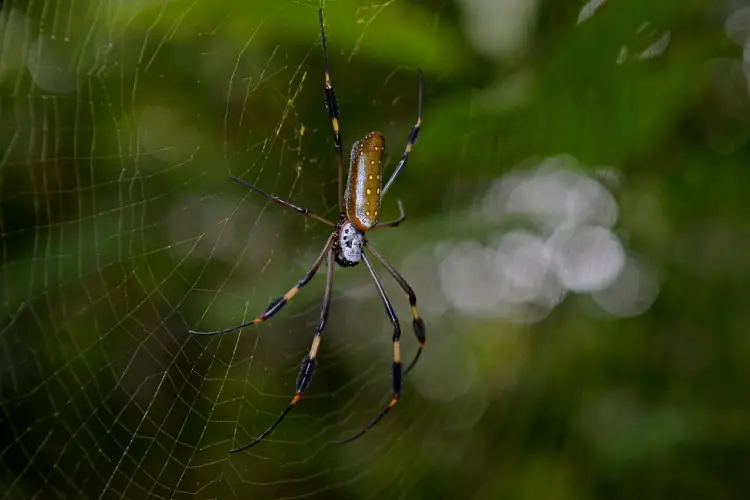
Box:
0, 0, 679, 495
0, 1, 475, 498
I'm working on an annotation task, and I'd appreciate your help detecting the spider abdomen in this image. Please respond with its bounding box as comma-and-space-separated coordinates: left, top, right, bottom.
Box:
334, 221, 365, 267
345, 132, 384, 231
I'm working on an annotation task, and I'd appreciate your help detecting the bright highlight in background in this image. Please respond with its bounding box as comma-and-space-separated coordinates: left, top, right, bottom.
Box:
410, 156, 661, 322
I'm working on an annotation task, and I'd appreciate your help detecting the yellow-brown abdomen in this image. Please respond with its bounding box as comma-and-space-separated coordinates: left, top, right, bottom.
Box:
345, 132, 385, 231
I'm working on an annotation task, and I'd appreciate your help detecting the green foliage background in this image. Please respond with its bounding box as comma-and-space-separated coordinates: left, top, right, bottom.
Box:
2, 0, 750, 498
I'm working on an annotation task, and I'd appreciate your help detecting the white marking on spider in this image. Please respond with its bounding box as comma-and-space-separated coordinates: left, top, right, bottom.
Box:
336, 221, 365, 266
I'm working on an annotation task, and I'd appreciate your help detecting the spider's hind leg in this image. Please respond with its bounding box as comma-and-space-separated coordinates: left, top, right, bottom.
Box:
318, 8, 345, 211
381, 68, 423, 197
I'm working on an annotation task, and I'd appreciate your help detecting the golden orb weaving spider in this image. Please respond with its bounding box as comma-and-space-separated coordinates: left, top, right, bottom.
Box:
189, 8, 425, 453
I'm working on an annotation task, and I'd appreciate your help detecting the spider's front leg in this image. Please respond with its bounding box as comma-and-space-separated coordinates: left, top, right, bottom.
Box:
365, 242, 425, 374
331, 252, 403, 444
189, 235, 334, 337
230, 247, 335, 452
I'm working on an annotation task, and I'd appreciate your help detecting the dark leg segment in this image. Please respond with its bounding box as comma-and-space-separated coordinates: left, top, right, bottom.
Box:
230, 247, 335, 452
189, 236, 333, 336
331, 252, 402, 444
381, 68, 423, 197
365, 242, 425, 375
318, 8, 344, 211
373, 200, 406, 229
230, 176, 335, 226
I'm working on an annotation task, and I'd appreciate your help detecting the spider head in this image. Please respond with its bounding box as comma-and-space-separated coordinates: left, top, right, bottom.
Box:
334, 221, 364, 267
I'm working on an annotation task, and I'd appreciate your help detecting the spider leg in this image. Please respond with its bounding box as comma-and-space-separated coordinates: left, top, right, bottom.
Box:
373, 200, 406, 229
364, 242, 425, 375
189, 235, 333, 336
331, 252, 402, 444
318, 8, 344, 211
230, 247, 335, 452
381, 68, 423, 198
230, 176, 335, 226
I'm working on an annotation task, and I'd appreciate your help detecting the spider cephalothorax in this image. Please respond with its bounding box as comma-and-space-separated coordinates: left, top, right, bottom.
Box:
333, 221, 365, 267
189, 7, 425, 452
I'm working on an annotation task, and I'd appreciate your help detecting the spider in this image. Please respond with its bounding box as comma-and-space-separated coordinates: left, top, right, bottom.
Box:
189, 8, 425, 453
